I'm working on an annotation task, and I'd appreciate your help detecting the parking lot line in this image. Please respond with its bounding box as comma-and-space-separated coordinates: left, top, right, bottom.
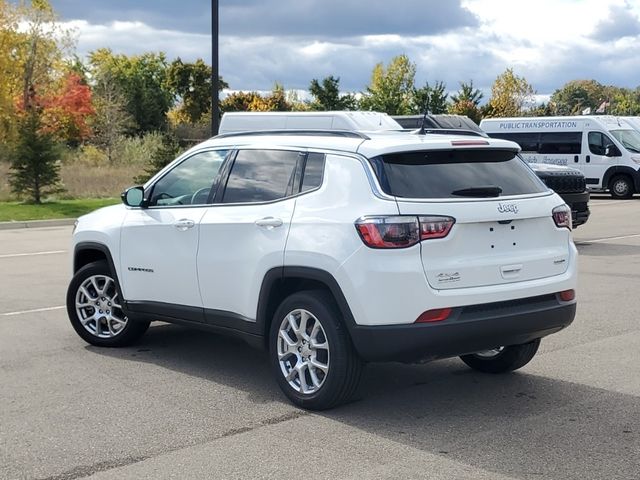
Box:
0, 250, 66, 259
576, 233, 640, 244
1, 305, 65, 316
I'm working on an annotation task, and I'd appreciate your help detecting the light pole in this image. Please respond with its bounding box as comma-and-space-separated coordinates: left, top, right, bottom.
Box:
211, 0, 220, 136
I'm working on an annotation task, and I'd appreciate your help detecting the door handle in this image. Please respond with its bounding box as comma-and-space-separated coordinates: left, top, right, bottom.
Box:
586, 155, 591, 163
174, 219, 195, 231
255, 217, 283, 228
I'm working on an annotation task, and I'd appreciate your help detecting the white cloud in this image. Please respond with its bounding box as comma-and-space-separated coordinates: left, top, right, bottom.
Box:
61, 0, 640, 98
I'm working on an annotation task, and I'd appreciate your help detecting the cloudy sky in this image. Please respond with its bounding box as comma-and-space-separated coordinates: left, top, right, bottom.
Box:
51, 0, 640, 97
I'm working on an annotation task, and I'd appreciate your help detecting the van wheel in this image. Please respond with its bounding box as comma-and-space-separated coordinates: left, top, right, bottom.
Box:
66, 260, 150, 347
459, 339, 541, 373
609, 175, 634, 199
269, 290, 363, 410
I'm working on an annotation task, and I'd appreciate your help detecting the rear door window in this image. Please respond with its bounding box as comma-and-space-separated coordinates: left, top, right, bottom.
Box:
369, 149, 547, 198
221, 149, 301, 203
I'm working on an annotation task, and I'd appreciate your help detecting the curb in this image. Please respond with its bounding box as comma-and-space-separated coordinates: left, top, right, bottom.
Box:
0, 218, 77, 231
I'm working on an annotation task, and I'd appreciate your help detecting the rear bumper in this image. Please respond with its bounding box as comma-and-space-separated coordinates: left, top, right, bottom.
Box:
349, 295, 576, 362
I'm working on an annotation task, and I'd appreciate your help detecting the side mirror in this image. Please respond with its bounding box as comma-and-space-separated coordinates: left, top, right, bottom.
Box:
605, 144, 621, 157
121, 186, 147, 207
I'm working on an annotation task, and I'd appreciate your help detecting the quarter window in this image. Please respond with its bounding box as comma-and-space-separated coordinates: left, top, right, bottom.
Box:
149, 150, 228, 207
222, 150, 301, 203
301, 153, 325, 192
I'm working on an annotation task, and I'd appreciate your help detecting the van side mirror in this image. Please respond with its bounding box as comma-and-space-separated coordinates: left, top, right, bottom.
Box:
605, 144, 621, 157
121, 186, 147, 207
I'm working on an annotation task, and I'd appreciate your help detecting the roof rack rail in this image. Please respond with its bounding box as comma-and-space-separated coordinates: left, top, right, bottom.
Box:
214, 129, 371, 140
411, 128, 488, 138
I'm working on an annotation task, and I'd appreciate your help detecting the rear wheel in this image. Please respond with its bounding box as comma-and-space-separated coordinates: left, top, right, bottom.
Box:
269, 290, 363, 410
459, 339, 541, 373
609, 175, 634, 199
66, 260, 149, 347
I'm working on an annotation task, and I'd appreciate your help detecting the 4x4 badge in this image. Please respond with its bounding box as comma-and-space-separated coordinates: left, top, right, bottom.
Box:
497, 203, 519, 214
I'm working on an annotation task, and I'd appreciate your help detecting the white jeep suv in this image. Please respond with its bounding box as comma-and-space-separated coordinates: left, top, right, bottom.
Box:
67, 130, 577, 410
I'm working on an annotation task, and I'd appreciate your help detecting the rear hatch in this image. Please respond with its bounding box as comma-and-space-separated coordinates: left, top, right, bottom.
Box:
369, 147, 571, 290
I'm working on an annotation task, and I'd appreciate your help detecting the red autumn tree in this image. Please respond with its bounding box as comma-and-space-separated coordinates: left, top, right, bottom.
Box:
42, 73, 95, 146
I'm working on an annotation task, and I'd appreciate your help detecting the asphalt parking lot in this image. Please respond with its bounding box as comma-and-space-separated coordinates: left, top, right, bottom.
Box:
1, 197, 639, 480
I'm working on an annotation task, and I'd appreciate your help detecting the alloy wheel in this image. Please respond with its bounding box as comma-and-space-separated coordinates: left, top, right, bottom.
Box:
75, 274, 127, 338
277, 309, 330, 394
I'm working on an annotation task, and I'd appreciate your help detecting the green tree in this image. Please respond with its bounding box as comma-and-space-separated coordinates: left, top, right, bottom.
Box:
88, 49, 173, 134
488, 68, 536, 117
360, 55, 416, 115
608, 87, 640, 115
167, 58, 228, 124
451, 80, 483, 106
449, 81, 484, 123
134, 133, 181, 184
9, 108, 63, 203
308, 76, 356, 110
550, 80, 606, 115
413, 81, 448, 114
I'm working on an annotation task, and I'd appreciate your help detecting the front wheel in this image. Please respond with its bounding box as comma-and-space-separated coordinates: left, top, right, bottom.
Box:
459, 339, 541, 373
609, 175, 634, 199
269, 290, 363, 410
66, 260, 150, 347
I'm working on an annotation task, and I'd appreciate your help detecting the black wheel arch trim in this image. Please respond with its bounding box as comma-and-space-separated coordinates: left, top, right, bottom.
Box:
74, 242, 118, 276
72, 242, 133, 321
256, 266, 358, 340
602, 166, 640, 191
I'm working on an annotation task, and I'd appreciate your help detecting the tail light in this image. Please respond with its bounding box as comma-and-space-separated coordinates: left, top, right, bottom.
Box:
355, 215, 455, 249
558, 289, 575, 302
552, 205, 572, 230
415, 308, 452, 323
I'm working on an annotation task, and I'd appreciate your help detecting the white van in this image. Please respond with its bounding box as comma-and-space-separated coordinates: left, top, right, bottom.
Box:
480, 116, 640, 199
219, 111, 403, 134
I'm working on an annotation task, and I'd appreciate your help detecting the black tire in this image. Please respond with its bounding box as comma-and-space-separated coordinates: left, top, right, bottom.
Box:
66, 260, 150, 347
269, 290, 363, 410
609, 175, 634, 199
459, 339, 541, 374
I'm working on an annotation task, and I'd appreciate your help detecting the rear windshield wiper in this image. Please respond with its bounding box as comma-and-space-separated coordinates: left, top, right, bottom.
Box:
451, 186, 502, 197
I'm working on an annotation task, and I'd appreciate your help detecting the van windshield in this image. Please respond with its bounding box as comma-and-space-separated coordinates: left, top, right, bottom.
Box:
610, 129, 640, 153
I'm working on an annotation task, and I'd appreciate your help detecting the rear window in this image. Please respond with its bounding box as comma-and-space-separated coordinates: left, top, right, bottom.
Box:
369, 149, 547, 198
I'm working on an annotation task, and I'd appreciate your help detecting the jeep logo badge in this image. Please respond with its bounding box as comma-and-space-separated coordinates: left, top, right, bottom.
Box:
497, 203, 519, 214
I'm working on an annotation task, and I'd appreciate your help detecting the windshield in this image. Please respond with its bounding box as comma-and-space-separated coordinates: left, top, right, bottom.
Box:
610, 129, 640, 153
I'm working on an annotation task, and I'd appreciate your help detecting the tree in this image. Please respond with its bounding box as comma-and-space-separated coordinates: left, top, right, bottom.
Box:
91, 74, 134, 162
360, 55, 416, 115
449, 81, 484, 123
88, 49, 173, 134
220, 91, 263, 112
413, 81, 448, 114
0, 0, 70, 149
41, 73, 95, 146
134, 133, 181, 184
219, 84, 294, 112
550, 80, 606, 115
167, 58, 228, 124
451, 80, 483, 106
488, 68, 536, 117
309, 76, 356, 110
9, 108, 63, 203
